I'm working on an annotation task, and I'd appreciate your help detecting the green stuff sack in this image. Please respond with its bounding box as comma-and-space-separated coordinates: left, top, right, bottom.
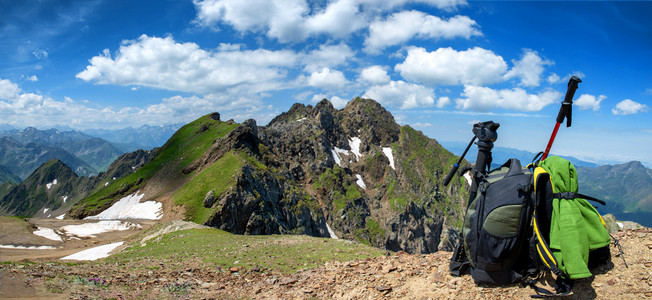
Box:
532, 156, 611, 280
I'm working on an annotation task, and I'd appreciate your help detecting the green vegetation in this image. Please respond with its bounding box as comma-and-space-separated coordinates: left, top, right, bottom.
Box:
109, 227, 386, 273
75, 114, 239, 216
172, 151, 245, 223
355, 217, 386, 246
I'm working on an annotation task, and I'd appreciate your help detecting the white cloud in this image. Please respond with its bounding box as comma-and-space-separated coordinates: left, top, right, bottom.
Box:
26, 75, 38, 82
575, 94, 605, 111
395, 47, 507, 86
357, 0, 467, 12
504, 49, 552, 87
304, 0, 368, 39
612, 99, 648, 115
436, 96, 451, 108
0, 78, 21, 99
32, 49, 48, 59
547, 73, 561, 84
365, 11, 480, 53
303, 43, 355, 73
363, 80, 435, 109
306, 68, 349, 90
76, 35, 298, 94
359, 65, 391, 84
456, 85, 561, 112
0, 78, 269, 130
194, 0, 469, 43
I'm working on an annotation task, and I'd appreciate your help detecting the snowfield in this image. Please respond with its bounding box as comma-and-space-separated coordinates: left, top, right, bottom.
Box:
62, 221, 142, 238
61, 241, 124, 261
326, 223, 339, 239
85, 191, 163, 220
0, 244, 56, 250
46, 179, 58, 189
382, 147, 395, 170
33, 226, 63, 242
355, 174, 366, 189
349, 137, 362, 160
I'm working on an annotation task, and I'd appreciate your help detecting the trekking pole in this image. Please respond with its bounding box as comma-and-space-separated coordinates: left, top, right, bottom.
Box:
443, 136, 476, 187
541, 76, 582, 160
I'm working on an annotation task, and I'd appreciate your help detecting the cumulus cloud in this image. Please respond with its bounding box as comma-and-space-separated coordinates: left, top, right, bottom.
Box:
362, 80, 435, 109
395, 46, 507, 86
612, 99, 648, 115
0, 78, 268, 130
302, 43, 355, 73
359, 65, 391, 84
456, 85, 561, 112
575, 94, 605, 111
0, 78, 21, 99
306, 68, 349, 90
194, 0, 364, 42
76, 35, 298, 94
504, 49, 552, 87
365, 11, 480, 53
436, 96, 451, 108
194, 0, 469, 43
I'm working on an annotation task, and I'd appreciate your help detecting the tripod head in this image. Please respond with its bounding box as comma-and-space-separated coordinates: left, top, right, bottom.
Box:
443, 121, 499, 187
472, 121, 499, 152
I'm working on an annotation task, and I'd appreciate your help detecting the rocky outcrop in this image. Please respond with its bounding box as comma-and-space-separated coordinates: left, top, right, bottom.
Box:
215, 97, 471, 254
206, 165, 327, 237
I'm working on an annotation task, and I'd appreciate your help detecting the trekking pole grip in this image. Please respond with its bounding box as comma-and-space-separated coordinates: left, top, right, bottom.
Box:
556, 76, 582, 126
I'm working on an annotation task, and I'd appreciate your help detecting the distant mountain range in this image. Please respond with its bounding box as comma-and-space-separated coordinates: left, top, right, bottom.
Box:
0, 124, 181, 184
83, 123, 183, 152
0, 128, 121, 181
577, 161, 652, 227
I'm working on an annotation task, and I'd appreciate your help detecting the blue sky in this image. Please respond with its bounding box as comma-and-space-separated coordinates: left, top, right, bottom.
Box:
0, 0, 650, 166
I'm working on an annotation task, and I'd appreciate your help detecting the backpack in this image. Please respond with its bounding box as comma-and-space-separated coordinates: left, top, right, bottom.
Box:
451, 158, 534, 285
450, 156, 612, 297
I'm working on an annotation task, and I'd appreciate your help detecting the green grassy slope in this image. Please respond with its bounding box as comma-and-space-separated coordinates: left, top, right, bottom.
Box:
71, 114, 239, 218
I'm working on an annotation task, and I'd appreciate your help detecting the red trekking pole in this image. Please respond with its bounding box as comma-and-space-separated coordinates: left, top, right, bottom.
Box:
541, 76, 582, 160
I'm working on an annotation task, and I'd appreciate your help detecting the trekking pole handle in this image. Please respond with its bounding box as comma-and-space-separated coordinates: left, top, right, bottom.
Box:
556, 76, 582, 126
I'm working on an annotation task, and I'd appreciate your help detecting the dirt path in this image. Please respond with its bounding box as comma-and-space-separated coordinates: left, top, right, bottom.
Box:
1, 225, 650, 299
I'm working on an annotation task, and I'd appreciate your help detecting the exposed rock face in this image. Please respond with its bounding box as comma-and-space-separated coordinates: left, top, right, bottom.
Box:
203, 98, 469, 254
206, 165, 327, 237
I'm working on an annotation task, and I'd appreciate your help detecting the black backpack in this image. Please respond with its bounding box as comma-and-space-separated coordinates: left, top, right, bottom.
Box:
450, 158, 533, 285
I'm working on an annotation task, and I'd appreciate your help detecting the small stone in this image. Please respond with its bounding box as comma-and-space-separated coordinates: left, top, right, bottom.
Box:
229, 267, 239, 273
301, 288, 314, 294
382, 265, 397, 273
606, 279, 616, 286
376, 286, 392, 292
432, 271, 445, 283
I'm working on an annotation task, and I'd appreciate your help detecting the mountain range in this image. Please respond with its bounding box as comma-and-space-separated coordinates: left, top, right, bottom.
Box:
577, 161, 652, 226
83, 123, 183, 152
0, 98, 649, 251
2, 99, 471, 254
